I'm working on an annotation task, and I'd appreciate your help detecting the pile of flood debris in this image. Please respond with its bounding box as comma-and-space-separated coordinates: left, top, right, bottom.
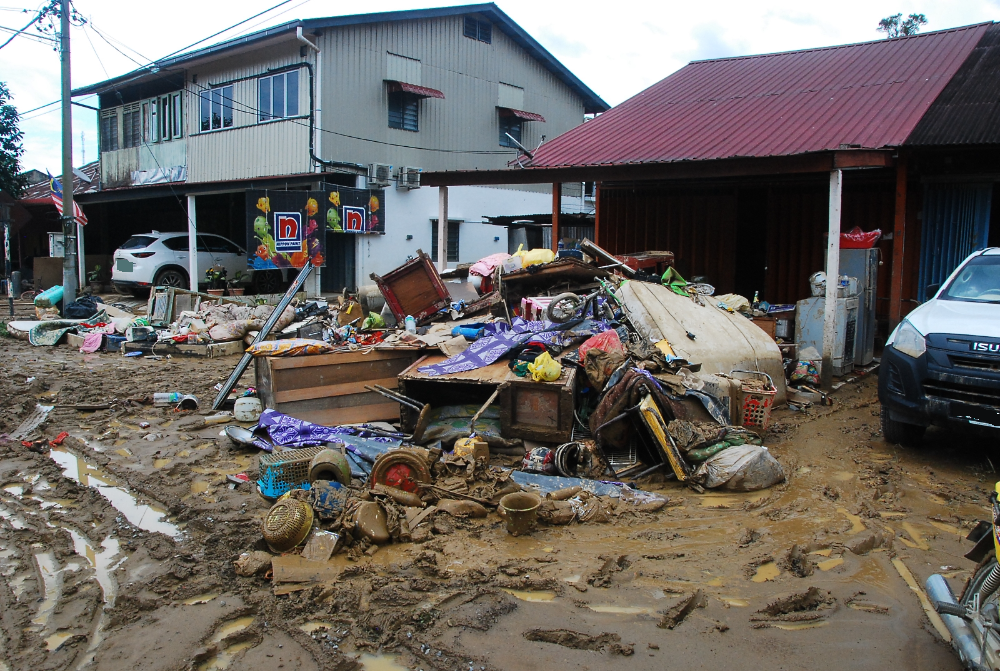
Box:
204, 239, 794, 579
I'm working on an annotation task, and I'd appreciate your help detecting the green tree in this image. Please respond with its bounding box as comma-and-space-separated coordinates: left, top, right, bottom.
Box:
0, 82, 26, 198
878, 13, 928, 38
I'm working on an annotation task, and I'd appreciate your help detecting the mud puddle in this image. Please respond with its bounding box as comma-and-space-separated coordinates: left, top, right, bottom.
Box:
47, 445, 181, 537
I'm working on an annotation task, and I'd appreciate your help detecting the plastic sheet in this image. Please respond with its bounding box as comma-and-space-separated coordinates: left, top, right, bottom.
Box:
693, 444, 785, 491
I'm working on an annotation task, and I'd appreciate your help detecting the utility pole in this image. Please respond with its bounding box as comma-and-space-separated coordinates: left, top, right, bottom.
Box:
59, 0, 77, 305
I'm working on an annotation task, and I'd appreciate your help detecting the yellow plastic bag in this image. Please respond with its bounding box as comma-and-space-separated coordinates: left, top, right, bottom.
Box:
527, 351, 562, 382
512, 244, 555, 268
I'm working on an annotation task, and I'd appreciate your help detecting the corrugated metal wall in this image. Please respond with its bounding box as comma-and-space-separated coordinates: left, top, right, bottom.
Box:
918, 183, 993, 301
599, 186, 739, 292
316, 15, 586, 173
186, 42, 311, 183
597, 175, 902, 310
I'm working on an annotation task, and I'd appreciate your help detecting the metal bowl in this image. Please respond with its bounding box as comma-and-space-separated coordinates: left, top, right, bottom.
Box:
261, 498, 314, 553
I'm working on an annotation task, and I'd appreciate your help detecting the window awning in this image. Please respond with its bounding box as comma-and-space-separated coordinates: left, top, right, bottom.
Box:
386, 80, 445, 99
498, 106, 545, 122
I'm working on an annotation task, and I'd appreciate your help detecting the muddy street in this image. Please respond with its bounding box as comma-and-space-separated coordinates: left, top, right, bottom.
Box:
0, 338, 985, 671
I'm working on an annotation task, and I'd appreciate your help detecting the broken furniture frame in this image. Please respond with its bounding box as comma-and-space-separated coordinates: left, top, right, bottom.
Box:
370, 249, 451, 325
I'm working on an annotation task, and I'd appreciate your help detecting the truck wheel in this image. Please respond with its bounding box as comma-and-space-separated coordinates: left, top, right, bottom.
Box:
880, 405, 925, 446
253, 270, 282, 294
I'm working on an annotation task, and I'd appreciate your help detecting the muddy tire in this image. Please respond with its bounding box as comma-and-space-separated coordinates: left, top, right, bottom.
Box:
546, 293, 584, 323
880, 405, 925, 446
960, 554, 998, 603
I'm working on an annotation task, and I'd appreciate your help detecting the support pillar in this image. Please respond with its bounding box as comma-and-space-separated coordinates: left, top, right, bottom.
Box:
187, 195, 198, 291
77, 222, 85, 288
551, 182, 561, 252
821, 169, 843, 391
593, 182, 601, 245
437, 186, 448, 271
889, 156, 908, 329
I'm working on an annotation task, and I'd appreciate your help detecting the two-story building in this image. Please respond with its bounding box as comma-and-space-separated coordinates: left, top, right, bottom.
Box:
71, 3, 608, 292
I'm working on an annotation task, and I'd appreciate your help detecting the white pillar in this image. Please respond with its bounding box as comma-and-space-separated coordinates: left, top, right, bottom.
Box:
76, 221, 85, 288
187, 195, 198, 291
821, 169, 842, 390
437, 186, 448, 271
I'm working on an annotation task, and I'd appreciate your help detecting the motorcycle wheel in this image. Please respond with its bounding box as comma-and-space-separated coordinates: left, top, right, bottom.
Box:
959, 553, 1000, 668
961, 554, 999, 603
546, 293, 584, 323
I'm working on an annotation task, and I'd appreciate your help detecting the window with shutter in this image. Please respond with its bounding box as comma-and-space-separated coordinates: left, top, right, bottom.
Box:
388, 91, 419, 131
463, 17, 492, 43
431, 220, 461, 263
99, 110, 119, 152
122, 104, 142, 148
499, 115, 522, 147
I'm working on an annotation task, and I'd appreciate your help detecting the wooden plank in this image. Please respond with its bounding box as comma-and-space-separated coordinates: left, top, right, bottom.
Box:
273, 402, 400, 427
551, 182, 561, 251
274, 582, 327, 595
400, 355, 514, 384
273, 377, 400, 404
273, 357, 414, 391
268, 349, 413, 370
271, 555, 340, 583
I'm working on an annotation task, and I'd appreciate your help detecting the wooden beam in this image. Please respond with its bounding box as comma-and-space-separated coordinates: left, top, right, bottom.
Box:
551, 182, 561, 251
421, 151, 894, 187
889, 156, 908, 329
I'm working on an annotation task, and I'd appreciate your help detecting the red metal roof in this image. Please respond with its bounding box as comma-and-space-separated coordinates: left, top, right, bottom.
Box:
19, 161, 100, 204
529, 24, 992, 169
499, 107, 546, 122
386, 81, 446, 99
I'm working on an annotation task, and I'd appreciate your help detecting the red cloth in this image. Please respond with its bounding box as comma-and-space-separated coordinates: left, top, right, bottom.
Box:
578, 329, 624, 360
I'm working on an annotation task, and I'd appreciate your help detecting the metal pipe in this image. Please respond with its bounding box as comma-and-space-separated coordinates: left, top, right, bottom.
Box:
926, 574, 988, 671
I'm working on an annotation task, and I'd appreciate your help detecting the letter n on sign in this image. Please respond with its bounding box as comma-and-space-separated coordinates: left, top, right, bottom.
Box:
343, 206, 366, 232
274, 212, 302, 251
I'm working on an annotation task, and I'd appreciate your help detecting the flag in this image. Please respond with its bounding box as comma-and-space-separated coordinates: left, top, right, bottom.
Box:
48, 174, 87, 226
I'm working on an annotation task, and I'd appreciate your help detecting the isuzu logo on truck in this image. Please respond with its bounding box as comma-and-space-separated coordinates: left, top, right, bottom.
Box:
973, 342, 1000, 354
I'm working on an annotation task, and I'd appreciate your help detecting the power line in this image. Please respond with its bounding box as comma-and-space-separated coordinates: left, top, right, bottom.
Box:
0, 2, 45, 50
155, 0, 296, 63
84, 21, 518, 156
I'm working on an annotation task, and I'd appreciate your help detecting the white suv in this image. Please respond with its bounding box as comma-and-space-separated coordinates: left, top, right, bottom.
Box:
111, 231, 283, 296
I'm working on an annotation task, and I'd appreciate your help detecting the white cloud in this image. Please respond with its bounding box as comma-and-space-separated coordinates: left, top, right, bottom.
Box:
2, 0, 996, 172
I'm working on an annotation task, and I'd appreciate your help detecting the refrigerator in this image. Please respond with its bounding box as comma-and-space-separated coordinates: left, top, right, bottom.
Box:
795, 295, 860, 377
839, 248, 878, 366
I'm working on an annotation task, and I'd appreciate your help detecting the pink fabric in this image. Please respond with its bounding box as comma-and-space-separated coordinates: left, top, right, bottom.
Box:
79, 332, 104, 353
469, 253, 511, 278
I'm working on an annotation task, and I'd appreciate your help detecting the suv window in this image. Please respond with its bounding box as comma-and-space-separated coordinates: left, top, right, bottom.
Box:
161, 236, 189, 251
120, 235, 157, 250
941, 255, 1000, 303
203, 235, 242, 254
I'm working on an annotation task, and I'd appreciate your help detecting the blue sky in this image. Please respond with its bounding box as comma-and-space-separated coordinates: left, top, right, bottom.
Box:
3, 0, 999, 173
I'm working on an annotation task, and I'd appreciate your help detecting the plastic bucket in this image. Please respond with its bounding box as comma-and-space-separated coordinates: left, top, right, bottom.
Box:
498, 491, 541, 536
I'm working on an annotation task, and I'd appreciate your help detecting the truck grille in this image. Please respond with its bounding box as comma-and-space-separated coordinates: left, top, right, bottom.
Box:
924, 380, 1000, 407
951, 356, 1000, 372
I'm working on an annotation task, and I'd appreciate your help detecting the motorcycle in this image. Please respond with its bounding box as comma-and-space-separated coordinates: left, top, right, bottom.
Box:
928, 483, 1000, 671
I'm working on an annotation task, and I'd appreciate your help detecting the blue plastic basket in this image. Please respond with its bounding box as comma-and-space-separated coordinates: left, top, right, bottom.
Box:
257, 446, 327, 499
104, 335, 126, 352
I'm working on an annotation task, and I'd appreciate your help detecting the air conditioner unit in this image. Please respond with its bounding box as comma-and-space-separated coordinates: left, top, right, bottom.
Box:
368, 163, 392, 187
397, 166, 421, 190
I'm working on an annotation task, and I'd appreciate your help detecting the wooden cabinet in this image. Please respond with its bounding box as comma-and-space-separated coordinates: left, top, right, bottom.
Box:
255, 349, 423, 426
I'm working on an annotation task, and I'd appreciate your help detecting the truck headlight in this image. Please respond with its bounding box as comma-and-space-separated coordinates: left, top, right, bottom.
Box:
889, 320, 926, 359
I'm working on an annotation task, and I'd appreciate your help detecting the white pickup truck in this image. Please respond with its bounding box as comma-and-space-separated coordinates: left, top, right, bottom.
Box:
879, 248, 1000, 444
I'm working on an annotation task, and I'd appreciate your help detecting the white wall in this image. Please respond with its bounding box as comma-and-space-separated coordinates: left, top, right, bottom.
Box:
354, 184, 551, 285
